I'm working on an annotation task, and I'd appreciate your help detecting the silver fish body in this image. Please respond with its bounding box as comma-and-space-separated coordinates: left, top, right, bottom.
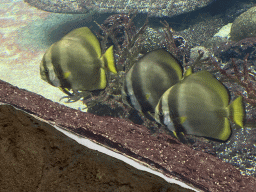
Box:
155, 71, 244, 141
122, 49, 183, 115
40, 27, 116, 94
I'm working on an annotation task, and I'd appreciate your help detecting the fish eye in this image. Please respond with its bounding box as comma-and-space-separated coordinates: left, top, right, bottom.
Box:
44, 66, 49, 76
41, 60, 49, 76
158, 110, 164, 117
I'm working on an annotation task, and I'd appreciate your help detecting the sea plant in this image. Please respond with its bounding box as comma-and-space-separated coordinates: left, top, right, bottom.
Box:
59, 15, 192, 133
79, 13, 148, 120
212, 53, 256, 107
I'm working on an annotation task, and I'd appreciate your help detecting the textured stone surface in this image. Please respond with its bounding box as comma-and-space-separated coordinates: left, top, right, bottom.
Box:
1, 79, 256, 191
230, 6, 256, 41
24, 0, 214, 17
0, 104, 195, 192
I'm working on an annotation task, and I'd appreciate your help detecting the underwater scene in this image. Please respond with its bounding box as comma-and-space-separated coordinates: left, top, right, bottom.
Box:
1, 0, 256, 190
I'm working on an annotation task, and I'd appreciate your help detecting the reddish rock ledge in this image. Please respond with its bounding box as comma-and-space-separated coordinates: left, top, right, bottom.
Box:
0, 79, 256, 191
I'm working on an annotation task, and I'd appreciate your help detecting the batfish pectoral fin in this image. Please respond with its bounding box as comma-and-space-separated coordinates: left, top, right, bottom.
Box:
63, 71, 71, 79
179, 116, 187, 124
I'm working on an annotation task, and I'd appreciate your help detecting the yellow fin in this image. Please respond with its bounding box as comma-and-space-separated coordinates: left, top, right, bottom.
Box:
174, 116, 187, 124
179, 116, 187, 124
103, 45, 117, 74
98, 68, 107, 89
144, 111, 155, 121
228, 96, 244, 127
145, 93, 151, 100
183, 67, 192, 78
218, 118, 231, 141
63, 71, 71, 79
169, 57, 183, 80
172, 131, 187, 144
172, 131, 179, 139
59, 87, 72, 96
176, 132, 189, 144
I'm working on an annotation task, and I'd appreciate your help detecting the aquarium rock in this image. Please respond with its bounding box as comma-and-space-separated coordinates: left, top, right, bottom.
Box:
24, 0, 215, 17
2, 79, 256, 191
0, 104, 196, 192
214, 23, 232, 39
190, 46, 212, 62
230, 6, 256, 41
